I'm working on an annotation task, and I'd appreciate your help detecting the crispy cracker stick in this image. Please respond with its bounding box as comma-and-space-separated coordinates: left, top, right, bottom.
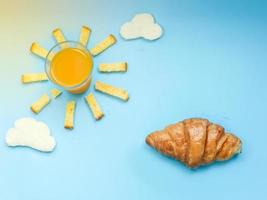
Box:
21, 73, 48, 84
79, 26, 91, 47
30, 42, 49, 59
31, 94, 50, 114
64, 101, 76, 129
85, 93, 104, 120
52, 28, 68, 48
50, 88, 62, 99
95, 81, 129, 101
99, 62, 127, 73
90, 34, 117, 56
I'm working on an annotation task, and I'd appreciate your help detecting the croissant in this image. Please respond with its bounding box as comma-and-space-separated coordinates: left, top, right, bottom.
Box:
146, 118, 242, 168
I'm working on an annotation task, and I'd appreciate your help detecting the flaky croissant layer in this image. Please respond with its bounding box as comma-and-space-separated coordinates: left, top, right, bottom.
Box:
146, 118, 242, 168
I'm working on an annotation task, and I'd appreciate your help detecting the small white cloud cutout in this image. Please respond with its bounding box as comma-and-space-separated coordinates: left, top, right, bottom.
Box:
120, 13, 163, 41
6, 118, 56, 152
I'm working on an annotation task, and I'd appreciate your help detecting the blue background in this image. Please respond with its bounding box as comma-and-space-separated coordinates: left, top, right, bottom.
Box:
0, 0, 266, 199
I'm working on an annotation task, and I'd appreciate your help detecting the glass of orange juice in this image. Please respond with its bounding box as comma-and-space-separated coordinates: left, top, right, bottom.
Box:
45, 41, 93, 94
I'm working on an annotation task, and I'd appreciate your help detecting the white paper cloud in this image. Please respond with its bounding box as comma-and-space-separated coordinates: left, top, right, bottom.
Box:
6, 118, 56, 152
120, 13, 163, 41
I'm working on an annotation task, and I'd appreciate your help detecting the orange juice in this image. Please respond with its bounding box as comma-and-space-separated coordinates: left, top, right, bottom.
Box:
50, 47, 93, 94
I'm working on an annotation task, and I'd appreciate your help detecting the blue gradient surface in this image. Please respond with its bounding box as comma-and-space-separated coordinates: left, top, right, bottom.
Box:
0, 0, 267, 199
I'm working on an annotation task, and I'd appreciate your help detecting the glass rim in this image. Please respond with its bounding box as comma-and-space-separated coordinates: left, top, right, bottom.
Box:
45, 41, 93, 90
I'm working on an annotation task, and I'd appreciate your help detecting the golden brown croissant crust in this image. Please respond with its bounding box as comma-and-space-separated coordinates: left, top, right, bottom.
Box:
146, 118, 242, 168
